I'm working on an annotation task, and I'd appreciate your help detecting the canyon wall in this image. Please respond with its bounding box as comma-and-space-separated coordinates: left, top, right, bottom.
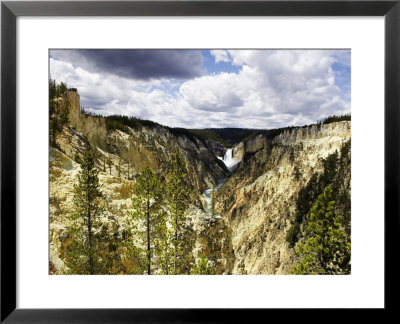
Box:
57, 90, 229, 193
216, 121, 351, 274
51, 90, 351, 275
50, 91, 230, 273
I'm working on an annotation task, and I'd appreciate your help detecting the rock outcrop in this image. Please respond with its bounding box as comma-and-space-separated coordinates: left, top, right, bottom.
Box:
187, 206, 234, 274
215, 121, 351, 274
56, 90, 229, 193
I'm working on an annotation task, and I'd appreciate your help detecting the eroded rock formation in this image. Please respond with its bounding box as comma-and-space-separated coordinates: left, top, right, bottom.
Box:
50, 89, 351, 275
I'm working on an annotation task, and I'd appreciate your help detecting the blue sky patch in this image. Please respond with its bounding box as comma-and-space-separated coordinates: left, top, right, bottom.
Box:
201, 50, 241, 75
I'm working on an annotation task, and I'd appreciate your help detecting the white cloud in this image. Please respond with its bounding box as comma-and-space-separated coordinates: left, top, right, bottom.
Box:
50, 49, 350, 129
177, 50, 350, 128
180, 73, 244, 112
210, 50, 231, 63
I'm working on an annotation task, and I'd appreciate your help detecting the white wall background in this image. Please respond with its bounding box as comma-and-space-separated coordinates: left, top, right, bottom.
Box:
16, 16, 384, 308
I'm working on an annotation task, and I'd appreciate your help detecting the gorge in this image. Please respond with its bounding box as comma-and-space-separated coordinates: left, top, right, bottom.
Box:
49, 87, 351, 275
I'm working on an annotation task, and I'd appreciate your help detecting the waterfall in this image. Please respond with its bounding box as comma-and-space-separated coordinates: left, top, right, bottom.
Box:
219, 148, 239, 172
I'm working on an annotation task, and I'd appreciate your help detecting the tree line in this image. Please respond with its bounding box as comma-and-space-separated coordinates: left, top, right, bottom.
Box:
63, 150, 213, 275
321, 114, 351, 124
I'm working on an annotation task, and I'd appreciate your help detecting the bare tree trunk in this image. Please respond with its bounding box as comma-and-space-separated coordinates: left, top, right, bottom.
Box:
87, 179, 94, 274
174, 213, 178, 274
147, 199, 151, 275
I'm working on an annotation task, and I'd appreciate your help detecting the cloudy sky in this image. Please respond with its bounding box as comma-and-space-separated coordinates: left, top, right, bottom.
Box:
49, 49, 350, 129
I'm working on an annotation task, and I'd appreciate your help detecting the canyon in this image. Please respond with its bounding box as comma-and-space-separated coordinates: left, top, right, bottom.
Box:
50, 89, 351, 274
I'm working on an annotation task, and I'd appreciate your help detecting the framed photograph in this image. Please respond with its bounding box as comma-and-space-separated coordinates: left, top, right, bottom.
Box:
1, 0, 399, 322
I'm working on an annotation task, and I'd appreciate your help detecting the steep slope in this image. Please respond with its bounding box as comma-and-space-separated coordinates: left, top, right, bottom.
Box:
215, 121, 351, 274
50, 90, 231, 273
56, 90, 229, 193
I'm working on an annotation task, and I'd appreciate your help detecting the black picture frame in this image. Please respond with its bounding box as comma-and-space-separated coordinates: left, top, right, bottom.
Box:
1, 0, 399, 322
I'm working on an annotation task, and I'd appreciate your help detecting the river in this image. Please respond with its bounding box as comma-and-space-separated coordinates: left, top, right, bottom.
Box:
202, 179, 226, 217
203, 148, 238, 215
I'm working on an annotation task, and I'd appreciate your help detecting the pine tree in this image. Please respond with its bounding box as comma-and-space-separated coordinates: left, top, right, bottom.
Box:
49, 79, 59, 147
64, 150, 104, 274
321, 150, 339, 187
191, 255, 213, 275
156, 220, 174, 275
128, 166, 164, 275
291, 186, 351, 275
165, 153, 192, 274
49, 79, 69, 148
49, 78, 57, 101
50, 115, 59, 147
59, 81, 68, 95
